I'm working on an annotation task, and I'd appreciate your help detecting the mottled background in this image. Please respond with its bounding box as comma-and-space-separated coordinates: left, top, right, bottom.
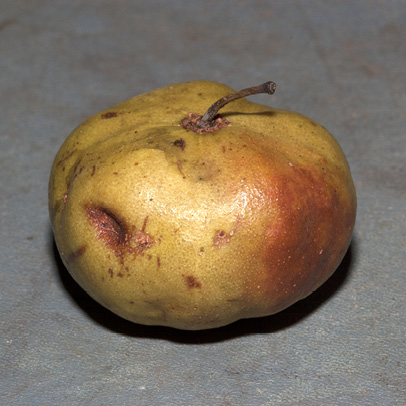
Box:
1, 1, 405, 405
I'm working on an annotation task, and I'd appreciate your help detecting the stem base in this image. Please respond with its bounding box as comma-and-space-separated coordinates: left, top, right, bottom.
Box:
180, 113, 231, 134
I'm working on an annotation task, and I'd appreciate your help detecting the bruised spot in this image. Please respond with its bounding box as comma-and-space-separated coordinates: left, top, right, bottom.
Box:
66, 245, 87, 264
131, 216, 155, 255
213, 230, 231, 247
133, 219, 155, 253
87, 207, 125, 247
173, 138, 186, 150
87, 209, 155, 262
185, 275, 201, 289
101, 111, 119, 119
213, 217, 241, 247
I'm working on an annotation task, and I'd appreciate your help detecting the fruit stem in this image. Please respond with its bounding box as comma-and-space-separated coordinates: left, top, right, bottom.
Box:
180, 81, 276, 134
201, 81, 276, 123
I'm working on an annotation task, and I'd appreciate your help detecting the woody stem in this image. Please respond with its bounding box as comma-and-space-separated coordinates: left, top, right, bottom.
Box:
201, 81, 276, 123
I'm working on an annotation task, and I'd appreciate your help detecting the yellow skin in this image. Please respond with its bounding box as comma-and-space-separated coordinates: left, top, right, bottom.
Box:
49, 81, 356, 330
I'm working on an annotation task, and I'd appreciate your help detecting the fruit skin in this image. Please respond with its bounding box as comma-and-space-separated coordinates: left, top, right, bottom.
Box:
49, 81, 356, 330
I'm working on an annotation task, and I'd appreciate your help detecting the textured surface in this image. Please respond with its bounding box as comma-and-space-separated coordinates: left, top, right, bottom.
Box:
1, 1, 405, 405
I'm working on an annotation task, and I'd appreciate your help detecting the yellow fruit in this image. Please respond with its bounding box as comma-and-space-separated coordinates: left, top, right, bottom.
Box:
49, 81, 356, 330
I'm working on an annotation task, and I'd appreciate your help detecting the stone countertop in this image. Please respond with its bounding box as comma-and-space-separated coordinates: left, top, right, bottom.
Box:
1, 1, 405, 405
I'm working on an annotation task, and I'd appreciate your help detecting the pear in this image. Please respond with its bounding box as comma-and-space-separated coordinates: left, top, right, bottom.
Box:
49, 81, 356, 330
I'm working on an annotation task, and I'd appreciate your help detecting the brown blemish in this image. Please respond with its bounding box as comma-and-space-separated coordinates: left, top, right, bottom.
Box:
131, 216, 155, 255
173, 138, 186, 151
91, 165, 96, 176
141, 216, 148, 232
185, 275, 202, 289
57, 149, 77, 167
108, 268, 114, 277
212, 216, 242, 247
157, 256, 161, 267
66, 245, 87, 264
133, 226, 154, 254
213, 230, 231, 246
177, 161, 186, 179
101, 111, 119, 119
70, 158, 84, 183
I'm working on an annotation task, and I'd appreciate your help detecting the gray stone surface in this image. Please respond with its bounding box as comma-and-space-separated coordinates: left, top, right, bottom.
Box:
1, 1, 405, 405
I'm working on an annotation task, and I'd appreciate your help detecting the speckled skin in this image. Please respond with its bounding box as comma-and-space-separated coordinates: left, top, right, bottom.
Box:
49, 81, 356, 330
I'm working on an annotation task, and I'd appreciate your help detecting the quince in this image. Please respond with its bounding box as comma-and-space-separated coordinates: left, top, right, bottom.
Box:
49, 81, 356, 330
